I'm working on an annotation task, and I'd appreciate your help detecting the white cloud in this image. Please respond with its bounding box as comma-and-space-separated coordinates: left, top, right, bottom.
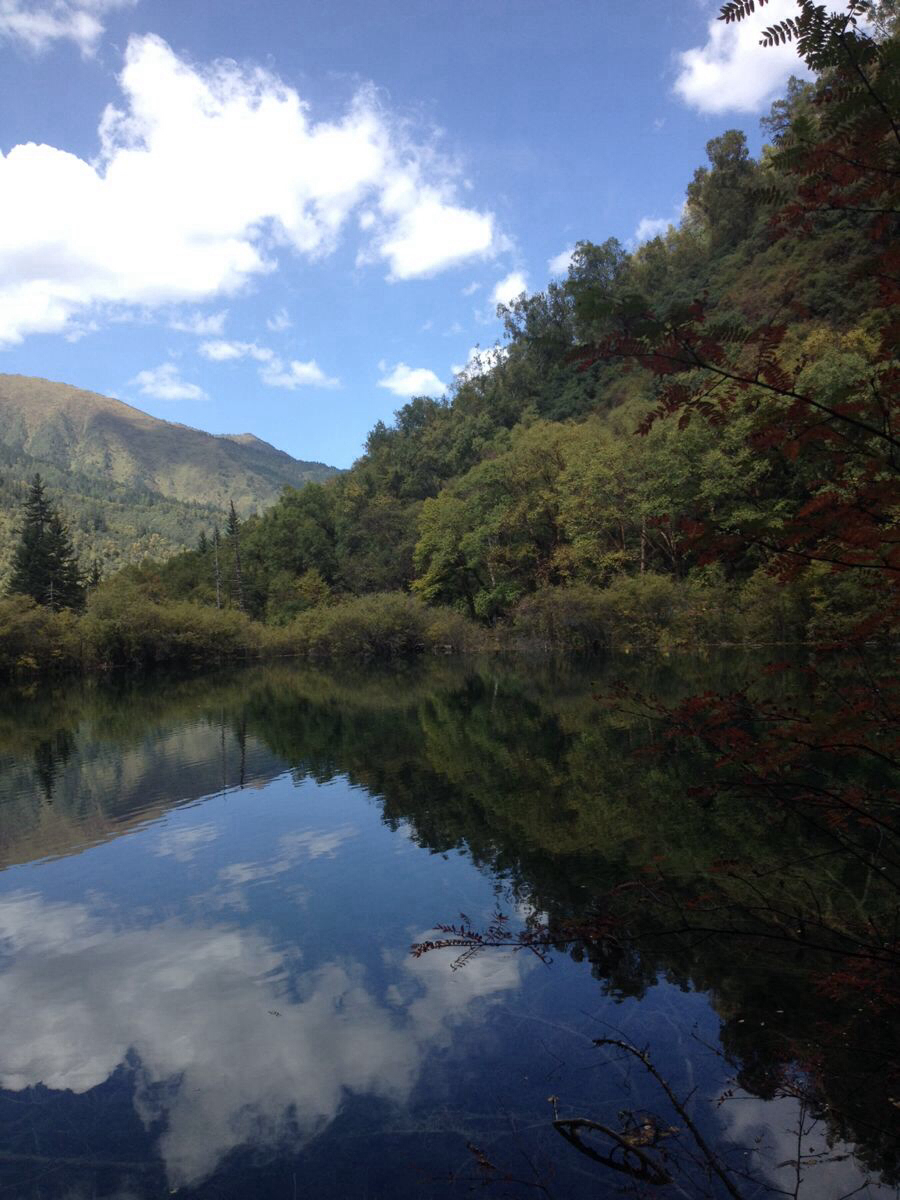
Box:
199, 338, 337, 389
131, 362, 207, 402
200, 339, 272, 363
490, 270, 527, 309
674, 0, 836, 113
259, 357, 338, 390
633, 216, 672, 244
547, 246, 575, 276
0, 891, 524, 1190
451, 344, 507, 380
377, 361, 445, 397
0, 0, 134, 54
266, 307, 292, 332
0, 34, 500, 345
372, 193, 496, 281
169, 309, 227, 336
461, 281, 480, 296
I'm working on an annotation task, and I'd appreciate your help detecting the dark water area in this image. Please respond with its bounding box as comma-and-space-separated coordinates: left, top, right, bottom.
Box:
0, 657, 896, 1199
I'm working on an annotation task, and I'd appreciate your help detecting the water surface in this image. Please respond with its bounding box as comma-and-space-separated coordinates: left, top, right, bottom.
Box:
0, 660, 895, 1198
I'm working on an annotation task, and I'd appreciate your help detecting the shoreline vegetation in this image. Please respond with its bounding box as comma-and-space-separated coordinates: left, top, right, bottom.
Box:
0, 572, 871, 675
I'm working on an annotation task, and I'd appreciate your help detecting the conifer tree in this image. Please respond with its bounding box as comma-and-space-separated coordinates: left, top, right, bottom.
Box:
212, 525, 222, 610
226, 501, 244, 612
7, 474, 84, 611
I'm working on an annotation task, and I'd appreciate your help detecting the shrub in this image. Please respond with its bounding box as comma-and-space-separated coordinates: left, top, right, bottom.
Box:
82, 580, 258, 667
737, 568, 809, 644
273, 592, 481, 660
0, 595, 82, 674
512, 584, 609, 649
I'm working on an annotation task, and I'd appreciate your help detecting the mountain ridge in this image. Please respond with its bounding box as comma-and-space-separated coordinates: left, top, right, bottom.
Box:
0, 373, 338, 577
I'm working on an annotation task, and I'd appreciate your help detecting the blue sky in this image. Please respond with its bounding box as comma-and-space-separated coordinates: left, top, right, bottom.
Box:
0, 0, 815, 467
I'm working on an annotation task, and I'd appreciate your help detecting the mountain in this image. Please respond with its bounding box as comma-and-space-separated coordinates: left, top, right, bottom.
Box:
0, 374, 338, 578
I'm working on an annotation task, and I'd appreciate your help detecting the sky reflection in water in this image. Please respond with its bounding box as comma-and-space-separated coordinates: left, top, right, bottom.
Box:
0, 662, 891, 1199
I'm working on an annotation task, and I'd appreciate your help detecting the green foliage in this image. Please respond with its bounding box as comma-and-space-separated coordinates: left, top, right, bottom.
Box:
512, 583, 609, 649
81, 577, 259, 668
38, 27, 896, 653
274, 592, 483, 660
7, 475, 84, 611
0, 595, 81, 673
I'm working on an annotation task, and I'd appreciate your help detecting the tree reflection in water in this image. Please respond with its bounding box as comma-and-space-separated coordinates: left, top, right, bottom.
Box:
0, 657, 895, 1198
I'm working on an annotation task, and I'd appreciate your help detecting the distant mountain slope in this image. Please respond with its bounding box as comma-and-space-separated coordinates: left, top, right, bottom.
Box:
0, 374, 338, 578
0, 375, 335, 511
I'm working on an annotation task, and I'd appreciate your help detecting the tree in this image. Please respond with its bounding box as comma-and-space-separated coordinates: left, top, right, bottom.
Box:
7, 475, 84, 611
226, 501, 244, 612
560, 0, 900, 1024
685, 130, 758, 250
212, 524, 222, 610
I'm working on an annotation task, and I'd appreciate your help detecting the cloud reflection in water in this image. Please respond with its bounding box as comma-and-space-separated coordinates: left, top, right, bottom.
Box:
0, 890, 524, 1189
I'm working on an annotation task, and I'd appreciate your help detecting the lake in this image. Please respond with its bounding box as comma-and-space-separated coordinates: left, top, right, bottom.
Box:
0, 658, 895, 1198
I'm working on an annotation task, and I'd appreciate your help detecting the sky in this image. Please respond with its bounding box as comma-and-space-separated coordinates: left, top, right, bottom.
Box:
0, 0, 819, 468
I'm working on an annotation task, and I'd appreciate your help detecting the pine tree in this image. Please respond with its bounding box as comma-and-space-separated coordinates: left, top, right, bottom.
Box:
7, 475, 84, 611
44, 513, 84, 611
212, 525, 222, 610
226, 501, 244, 612
198, 529, 209, 555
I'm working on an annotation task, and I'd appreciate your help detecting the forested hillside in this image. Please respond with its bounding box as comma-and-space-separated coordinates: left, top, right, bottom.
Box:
0, 376, 337, 579
4, 2, 895, 668
130, 26, 895, 648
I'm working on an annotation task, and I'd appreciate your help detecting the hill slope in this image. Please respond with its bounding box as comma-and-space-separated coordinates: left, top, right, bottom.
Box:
0, 375, 338, 577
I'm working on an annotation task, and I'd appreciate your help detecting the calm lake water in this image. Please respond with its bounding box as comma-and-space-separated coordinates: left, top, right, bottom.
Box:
0, 658, 895, 1199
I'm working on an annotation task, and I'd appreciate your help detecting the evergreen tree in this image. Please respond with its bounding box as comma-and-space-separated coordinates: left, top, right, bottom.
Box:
198, 529, 208, 555
212, 525, 222, 610
7, 475, 84, 611
44, 513, 84, 611
226, 501, 244, 612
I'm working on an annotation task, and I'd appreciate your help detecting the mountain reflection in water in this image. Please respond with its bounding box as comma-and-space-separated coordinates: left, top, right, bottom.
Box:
0, 660, 895, 1199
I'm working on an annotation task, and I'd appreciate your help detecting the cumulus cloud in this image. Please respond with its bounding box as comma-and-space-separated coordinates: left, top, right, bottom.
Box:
169, 309, 227, 336
547, 246, 575, 276
0, 0, 135, 54
490, 270, 527, 309
0, 34, 501, 345
673, 0, 842, 113
0, 891, 524, 1190
260, 357, 338, 390
372, 194, 495, 281
377, 361, 445, 397
199, 339, 338, 388
131, 362, 207, 401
